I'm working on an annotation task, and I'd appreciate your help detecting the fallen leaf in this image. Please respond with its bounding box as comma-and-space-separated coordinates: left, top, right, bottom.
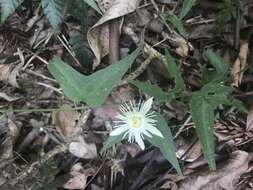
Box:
175, 42, 189, 57
0, 64, 11, 81
246, 105, 253, 131
0, 92, 19, 102
52, 104, 81, 140
176, 137, 202, 162
87, 0, 139, 68
69, 136, 97, 159
178, 150, 250, 190
231, 42, 249, 87
64, 163, 95, 190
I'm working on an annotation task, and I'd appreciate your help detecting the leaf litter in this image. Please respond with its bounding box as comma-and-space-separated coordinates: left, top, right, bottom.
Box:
0, 0, 252, 189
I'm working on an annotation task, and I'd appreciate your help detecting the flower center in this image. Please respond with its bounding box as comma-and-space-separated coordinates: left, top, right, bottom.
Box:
131, 116, 142, 128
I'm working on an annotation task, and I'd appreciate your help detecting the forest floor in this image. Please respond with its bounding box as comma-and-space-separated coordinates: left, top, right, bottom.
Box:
0, 0, 253, 189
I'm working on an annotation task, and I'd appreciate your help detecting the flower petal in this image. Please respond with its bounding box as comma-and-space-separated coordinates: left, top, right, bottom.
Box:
142, 130, 152, 138
135, 132, 145, 150
140, 98, 153, 115
146, 125, 163, 138
110, 126, 128, 136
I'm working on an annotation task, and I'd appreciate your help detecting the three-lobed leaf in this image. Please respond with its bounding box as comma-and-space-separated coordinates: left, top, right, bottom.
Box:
48, 47, 141, 107
41, 0, 63, 29
0, 0, 24, 23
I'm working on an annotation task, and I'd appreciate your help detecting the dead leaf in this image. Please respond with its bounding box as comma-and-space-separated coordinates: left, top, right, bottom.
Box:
52, 104, 81, 140
175, 42, 189, 57
0, 64, 11, 81
246, 105, 253, 131
178, 150, 250, 190
87, 0, 139, 68
64, 163, 95, 190
176, 138, 202, 162
69, 136, 97, 159
231, 42, 249, 87
0, 92, 19, 102
0, 119, 19, 160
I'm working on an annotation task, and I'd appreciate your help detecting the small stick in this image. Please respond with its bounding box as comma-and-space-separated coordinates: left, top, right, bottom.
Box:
109, 18, 120, 64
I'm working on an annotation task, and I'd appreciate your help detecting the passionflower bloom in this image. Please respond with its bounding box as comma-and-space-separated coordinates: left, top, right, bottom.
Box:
110, 98, 163, 150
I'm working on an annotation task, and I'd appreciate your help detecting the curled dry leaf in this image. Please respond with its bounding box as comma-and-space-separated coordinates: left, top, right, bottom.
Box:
178, 150, 250, 190
88, 0, 139, 68
0, 63, 23, 88
0, 64, 11, 82
246, 105, 253, 131
0, 119, 20, 160
69, 136, 97, 159
64, 163, 95, 190
231, 42, 249, 87
175, 42, 189, 57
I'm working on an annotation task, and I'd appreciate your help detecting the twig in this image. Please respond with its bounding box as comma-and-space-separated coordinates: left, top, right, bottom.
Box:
109, 18, 120, 64
10, 145, 67, 186
119, 54, 154, 86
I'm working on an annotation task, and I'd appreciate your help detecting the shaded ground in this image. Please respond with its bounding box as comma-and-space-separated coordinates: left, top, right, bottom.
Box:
0, 0, 253, 189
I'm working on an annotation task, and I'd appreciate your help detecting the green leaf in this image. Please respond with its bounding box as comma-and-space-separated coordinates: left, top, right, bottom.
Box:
201, 82, 231, 96
190, 93, 216, 170
179, 0, 194, 19
83, 0, 102, 15
205, 49, 229, 77
229, 98, 247, 112
0, 0, 24, 23
165, 49, 185, 91
165, 13, 187, 38
48, 47, 141, 107
130, 80, 174, 102
100, 132, 126, 153
41, 0, 63, 29
148, 112, 181, 174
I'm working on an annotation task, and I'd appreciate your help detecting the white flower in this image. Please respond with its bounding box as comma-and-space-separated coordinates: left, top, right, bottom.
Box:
110, 98, 163, 150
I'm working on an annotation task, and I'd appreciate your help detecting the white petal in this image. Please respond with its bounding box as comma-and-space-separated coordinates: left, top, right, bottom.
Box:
110, 126, 128, 136
142, 130, 152, 138
116, 113, 127, 121
146, 125, 163, 138
140, 98, 153, 115
135, 132, 145, 150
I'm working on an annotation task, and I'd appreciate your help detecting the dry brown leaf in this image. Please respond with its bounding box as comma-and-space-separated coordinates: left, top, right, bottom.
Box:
64, 163, 95, 190
0, 92, 19, 102
88, 0, 139, 68
0, 62, 23, 88
68, 136, 97, 159
176, 138, 202, 162
0, 119, 19, 160
0, 64, 11, 81
178, 150, 250, 190
231, 42, 249, 87
246, 105, 253, 131
52, 104, 81, 140
175, 42, 189, 57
